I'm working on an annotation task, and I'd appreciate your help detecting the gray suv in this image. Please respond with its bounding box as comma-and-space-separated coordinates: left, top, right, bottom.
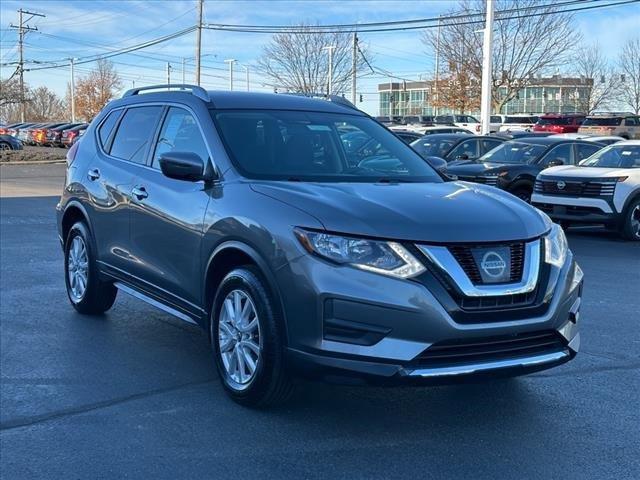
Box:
57, 85, 583, 407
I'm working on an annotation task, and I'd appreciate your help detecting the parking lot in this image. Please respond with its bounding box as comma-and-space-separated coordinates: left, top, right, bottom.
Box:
0, 163, 639, 479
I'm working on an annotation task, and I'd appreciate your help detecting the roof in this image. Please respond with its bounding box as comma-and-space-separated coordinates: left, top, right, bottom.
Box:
615, 140, 640, 146
413, 133, 473, 140
507, 136, 582, 146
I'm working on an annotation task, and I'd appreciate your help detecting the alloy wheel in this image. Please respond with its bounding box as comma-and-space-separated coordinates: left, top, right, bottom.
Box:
218, 289, 262, 390
631, 205, 640, 239
67, 236, 89, 301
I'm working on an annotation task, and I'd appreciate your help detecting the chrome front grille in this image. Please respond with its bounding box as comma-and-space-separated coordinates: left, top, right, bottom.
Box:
448, 242, 525, 285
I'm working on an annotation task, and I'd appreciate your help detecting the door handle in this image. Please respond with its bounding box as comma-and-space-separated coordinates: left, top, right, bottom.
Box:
131, 186, 148, 200
87, 168, 100, 181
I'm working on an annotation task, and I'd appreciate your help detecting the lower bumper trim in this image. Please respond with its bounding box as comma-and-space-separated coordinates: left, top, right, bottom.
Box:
403, 350, 570, 378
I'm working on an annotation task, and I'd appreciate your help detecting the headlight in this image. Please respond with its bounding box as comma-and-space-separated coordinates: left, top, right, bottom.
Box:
544, 223, 568, 267
295, 229, 425, 279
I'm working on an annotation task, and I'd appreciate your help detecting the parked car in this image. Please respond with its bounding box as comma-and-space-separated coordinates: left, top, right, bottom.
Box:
0, 134, 23, 151
532, 140, 640, 240
577, 114, 640, 140
61, 124, 88, 147
434, 114, 480, 132
408, 125, 474, 135
533, 114, 585, 134
46, 123, 83, 146
56, 85, 583, 406
498, 115, 539, 133
0, 122, 27, 136
32, 122, 68, 146
553, 133, 626, 145
19, 123, 48, 145
392, 130, 422, 144
14, 123, 39, 142
446, 136, 606, 202
410, 133, 505, 163
402, 115, 436, 126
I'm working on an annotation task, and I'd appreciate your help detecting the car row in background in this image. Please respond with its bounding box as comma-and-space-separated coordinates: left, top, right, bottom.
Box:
532, 140, 640, 241
446, 136, 606, 202
0, 134, 23, 151
0, 121, 88, 148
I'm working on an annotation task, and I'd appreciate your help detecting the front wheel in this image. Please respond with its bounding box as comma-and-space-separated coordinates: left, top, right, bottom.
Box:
211, 267, 293, 407
64, 221, 117, 314
620, 199, 640, 241
511, 188, 532, 203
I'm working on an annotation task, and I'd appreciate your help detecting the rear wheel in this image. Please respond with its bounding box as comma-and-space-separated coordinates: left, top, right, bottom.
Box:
64, 221, 117, 314
620, 199, 640, 241
0, 141, 12, 151
211, 266, 293, 407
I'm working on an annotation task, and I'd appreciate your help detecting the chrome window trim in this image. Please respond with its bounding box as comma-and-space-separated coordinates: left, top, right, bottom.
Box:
418, 239, 541, 297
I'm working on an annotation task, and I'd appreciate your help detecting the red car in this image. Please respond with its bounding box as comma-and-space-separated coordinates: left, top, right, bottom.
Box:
533, 114, 585, 134
61, 124, 88, 147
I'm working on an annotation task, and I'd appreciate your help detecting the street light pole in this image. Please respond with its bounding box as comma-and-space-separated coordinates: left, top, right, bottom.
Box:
244, 65, 250, 91
70, 58, 76, 122
351, 33, 357, 104
182, 57, 185, 84
195, 0, 203, 85
166, 62, 171, 88
479, 0, 495, 135
323, 45, 336, 95
434, 15, 441, 116
225, 59, 237, 91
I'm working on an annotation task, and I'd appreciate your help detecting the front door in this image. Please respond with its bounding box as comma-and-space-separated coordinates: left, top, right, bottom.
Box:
128, 106, 212, 314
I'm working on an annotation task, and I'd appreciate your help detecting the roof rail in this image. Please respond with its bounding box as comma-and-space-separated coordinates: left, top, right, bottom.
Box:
122, 84, 210, 102
280, 92, 359, 111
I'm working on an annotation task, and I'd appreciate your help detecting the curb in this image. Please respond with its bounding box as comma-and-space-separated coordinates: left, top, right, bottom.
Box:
0, 160, 67, 166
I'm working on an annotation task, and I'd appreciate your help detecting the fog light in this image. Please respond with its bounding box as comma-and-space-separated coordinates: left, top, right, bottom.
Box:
570, 263, 584, 293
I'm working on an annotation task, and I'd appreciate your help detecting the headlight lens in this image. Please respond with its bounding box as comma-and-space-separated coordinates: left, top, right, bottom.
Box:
544, 223, 568, 267
295, 229, 425, 279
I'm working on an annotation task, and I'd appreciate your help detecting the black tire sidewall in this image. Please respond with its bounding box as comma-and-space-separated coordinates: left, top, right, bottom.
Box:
211, 267, 283, 405
623, 199, 640, 241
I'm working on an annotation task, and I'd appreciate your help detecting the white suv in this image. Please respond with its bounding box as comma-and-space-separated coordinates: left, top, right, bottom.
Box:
532, 140, 640, 240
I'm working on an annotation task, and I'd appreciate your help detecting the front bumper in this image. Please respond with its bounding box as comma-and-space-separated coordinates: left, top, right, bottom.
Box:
278, 247, 582, 384
532, 193, 621, 225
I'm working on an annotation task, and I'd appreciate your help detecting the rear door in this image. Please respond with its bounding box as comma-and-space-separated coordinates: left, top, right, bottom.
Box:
127, 105, 212, 312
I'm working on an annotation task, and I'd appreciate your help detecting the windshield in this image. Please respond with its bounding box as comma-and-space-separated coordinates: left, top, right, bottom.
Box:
582, 117, 623, 126
537, 117, 573, 126
212, 109, 442, 183
580, 144, 640, 168
478, 141, 546, 164
410, 137, 458, 158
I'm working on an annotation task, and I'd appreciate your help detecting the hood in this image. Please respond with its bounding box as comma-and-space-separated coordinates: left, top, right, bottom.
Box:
540, 165, 634, 179
251, 180, 549, 243
446, 162, 509, 175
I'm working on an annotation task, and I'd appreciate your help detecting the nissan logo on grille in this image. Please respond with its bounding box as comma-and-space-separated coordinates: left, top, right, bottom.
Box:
480, 251, 507, 279
557, 180, 566, 190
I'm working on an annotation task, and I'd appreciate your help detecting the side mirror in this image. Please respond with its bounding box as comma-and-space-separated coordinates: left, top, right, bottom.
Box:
159, 151, 210, 182
547, 158, 565, 167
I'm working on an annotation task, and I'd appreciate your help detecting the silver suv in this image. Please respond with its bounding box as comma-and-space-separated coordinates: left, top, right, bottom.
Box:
57, 85, 583, 406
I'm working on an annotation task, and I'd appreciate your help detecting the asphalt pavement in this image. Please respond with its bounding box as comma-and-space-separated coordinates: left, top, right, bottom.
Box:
1, 164, 639, 479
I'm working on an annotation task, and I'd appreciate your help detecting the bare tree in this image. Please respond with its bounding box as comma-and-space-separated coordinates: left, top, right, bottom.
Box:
257, 24, 369, 95
25, 86, 66, 121
0, 76, 24, 121
424, 0, 580, 113
572, 43, 620, 114
618, 37, 640, 114
75, 59, 122, 121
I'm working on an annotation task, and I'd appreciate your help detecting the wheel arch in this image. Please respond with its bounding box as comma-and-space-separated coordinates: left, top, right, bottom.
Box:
61, 200, 93, 246
203, 241, 288, 343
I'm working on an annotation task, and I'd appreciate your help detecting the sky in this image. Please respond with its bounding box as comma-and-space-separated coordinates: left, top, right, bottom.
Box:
1, 0, 639, 115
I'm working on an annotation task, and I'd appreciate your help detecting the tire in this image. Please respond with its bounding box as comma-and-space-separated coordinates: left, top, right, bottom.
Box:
211, 266, 293, 407
64, 221, 117, 314
0, 141, 12, 151
511, 187, 532, 203
620, 198, 640, 241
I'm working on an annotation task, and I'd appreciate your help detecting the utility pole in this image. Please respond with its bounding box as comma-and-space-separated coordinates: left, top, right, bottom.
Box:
182, 57, 186, 84
70, 58, 76, 122
244, 65, 250, 91
323, 45, 336, 95
351, 33, 358, 104
434, 15, 441, 116
479, 0, 494, 135
195, 0, 204, 85
225, 59, 237, 90
10, 9, 45, 122
166, 62, 171, 87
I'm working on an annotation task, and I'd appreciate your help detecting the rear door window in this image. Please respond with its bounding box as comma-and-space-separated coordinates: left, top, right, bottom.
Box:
109, 106, 163, 164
